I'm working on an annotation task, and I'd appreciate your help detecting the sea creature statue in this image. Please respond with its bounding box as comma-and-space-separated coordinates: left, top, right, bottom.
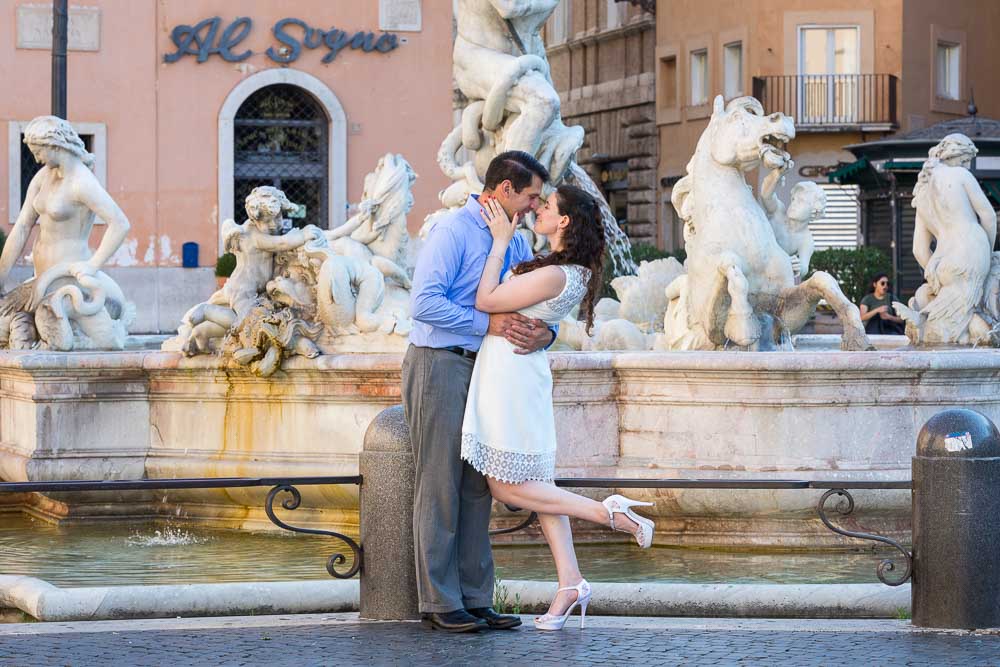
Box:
893, 134, 1000, 346
659, 96, 871, 352
556, 257, 685, 351
0, 116, 135, 351
326, 153, 416, 288
424, 0, 634, 276
759, 162, 824, 278
436, 0, 584, 209
164, 184, 412, 375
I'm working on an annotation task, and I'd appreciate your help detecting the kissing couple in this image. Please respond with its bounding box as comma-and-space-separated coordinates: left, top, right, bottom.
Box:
401, 151, 656, 633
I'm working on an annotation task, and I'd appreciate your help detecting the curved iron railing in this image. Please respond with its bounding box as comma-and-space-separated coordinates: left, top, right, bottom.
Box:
0, 475, 363, 579
817, 488, 912, 586
489, 478, 912, 587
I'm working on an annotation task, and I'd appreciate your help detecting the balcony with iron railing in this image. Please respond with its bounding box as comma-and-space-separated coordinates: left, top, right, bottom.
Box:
752, 74, 898, 131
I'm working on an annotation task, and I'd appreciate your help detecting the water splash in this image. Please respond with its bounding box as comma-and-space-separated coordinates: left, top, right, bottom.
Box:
566, 163, 637, 277
774, 315, 796, 352
127, 526, 207, 547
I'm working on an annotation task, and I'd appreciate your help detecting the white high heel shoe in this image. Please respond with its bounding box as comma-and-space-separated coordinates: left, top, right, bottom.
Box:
602, 494, 655, 548
533, 579, 592, 631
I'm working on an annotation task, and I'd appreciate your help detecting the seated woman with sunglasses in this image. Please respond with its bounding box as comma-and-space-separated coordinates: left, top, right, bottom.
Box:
859, 273, 905, 335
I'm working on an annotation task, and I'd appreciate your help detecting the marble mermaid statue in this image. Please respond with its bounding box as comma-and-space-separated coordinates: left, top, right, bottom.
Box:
463, 184, 655, 631
0, 116, 133, 351
894, 133, 999, 345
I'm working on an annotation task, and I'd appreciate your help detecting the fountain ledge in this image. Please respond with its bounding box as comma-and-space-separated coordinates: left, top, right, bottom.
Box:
0, 575, 908, 622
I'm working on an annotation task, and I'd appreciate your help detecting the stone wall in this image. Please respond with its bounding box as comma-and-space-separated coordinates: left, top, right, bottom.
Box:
547, 6, 659, 246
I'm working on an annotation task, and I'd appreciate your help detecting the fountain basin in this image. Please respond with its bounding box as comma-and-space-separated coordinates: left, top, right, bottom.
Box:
2, 339, 998, 547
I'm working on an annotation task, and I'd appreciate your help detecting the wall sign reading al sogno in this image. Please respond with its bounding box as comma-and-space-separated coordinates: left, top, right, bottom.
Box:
164, 16, 400, 64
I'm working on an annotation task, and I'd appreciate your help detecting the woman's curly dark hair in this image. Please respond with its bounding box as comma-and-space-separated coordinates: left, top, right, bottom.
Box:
511, 184, 606, 334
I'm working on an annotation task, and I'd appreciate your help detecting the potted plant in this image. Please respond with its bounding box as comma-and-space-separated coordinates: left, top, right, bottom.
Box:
215, 252, 236, 289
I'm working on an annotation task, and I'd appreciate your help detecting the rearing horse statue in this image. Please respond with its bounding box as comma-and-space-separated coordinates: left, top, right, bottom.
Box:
662, 96, 872, 351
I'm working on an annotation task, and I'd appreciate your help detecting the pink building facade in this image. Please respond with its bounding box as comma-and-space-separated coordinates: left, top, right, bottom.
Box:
0, 0, 452, 332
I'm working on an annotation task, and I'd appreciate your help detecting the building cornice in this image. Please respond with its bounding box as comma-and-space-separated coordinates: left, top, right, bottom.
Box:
546, 16, 654, 57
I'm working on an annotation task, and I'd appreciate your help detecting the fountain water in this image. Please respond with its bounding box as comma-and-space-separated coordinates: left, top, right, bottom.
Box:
565, 162, 638, 277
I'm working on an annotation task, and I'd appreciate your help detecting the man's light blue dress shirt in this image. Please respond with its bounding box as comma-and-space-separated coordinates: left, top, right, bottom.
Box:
409, 195, 538, 352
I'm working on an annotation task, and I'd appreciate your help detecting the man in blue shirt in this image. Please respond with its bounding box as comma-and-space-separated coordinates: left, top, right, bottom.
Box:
402, 151, 555, 633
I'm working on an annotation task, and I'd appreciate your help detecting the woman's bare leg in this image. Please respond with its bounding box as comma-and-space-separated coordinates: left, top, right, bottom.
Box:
488, 479, 640, 536
537, 513, 585, 616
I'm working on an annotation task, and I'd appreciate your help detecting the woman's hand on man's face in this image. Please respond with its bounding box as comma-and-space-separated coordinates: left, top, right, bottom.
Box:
481, 198, 519, 246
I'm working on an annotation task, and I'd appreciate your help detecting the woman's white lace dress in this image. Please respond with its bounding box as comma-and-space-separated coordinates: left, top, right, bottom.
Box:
461, 264, 591, 483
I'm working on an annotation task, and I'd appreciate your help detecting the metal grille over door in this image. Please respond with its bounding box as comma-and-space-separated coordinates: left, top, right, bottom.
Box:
233, 84, 328, 228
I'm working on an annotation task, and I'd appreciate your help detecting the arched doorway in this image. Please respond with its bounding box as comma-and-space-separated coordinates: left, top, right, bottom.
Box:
233, 84, 328, 229
217, 69, 347, 249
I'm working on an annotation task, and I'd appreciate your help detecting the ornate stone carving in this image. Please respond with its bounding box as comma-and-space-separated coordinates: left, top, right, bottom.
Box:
894, 134, 1000, 346
164, 155, 416, 375
0, 116, 134, 351
659, 96, 871, 352
438, 0, 584, 209
426, 0, 635, 275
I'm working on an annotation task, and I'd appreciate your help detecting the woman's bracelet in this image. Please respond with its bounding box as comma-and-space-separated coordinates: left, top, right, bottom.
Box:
486, 254, 505, 264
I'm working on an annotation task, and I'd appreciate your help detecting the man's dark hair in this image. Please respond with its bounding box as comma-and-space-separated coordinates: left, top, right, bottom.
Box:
483, 150, 550, 192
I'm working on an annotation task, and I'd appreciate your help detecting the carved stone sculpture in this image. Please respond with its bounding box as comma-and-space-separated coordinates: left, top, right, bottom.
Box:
0, 116, 135, 351
438, 0, 584, 208
164, 176, 414, 375
659, 96, 871, 352
425, 0, 634, 275
326, 153, 416, 288
894, 134, 1000, 346
759, 164, 824, 277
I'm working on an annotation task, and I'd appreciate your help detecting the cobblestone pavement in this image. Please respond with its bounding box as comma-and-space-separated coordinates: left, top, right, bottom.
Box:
2, 615, 999, 666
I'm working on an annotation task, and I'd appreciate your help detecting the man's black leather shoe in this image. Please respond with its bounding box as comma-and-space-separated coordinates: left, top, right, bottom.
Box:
467, 607, 522, 629
421, 609, 487, 633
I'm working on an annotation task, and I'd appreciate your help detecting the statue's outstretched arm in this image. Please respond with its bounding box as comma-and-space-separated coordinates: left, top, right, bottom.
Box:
254, 226, 320, 252
0, 170, 42, 282
75, 171, 131, 270
758, 167, 783, 216
964, 173, 998, 249
327, 213, 364, 240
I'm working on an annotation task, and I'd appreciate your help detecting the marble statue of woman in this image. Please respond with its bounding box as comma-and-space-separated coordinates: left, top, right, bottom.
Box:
0, 116, 134, 351
894, 133, 999, 345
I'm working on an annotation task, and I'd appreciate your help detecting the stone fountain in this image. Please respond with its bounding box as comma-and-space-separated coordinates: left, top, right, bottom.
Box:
5, 2, 1000, 551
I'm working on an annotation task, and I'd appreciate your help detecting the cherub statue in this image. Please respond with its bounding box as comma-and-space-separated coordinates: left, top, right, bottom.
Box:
169, 186, 321, 354
894, 134, 1000, 345
0, 116, 135, 350
759, 166, 824, 277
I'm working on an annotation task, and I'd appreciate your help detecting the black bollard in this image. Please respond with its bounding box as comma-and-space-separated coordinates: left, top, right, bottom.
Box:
359, 405, 419, 620
912, 408, 1000, 628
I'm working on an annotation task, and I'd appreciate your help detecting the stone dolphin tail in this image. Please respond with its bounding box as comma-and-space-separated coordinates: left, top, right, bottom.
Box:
893, 301, 927, 343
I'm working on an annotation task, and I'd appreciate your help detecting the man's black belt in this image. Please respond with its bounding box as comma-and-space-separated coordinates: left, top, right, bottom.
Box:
442, 346, 477, 361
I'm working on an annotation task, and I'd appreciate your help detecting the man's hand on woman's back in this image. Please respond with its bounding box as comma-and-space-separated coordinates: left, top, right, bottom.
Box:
488, 312, 552, 354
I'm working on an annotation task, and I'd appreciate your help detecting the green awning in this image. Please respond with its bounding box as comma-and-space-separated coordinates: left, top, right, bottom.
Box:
986, 181, 1000, 205
883, 159, 925, 171
827, 156, 869, 184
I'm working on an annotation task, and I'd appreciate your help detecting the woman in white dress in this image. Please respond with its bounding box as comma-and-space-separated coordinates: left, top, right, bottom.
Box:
461, 185, 655, 631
